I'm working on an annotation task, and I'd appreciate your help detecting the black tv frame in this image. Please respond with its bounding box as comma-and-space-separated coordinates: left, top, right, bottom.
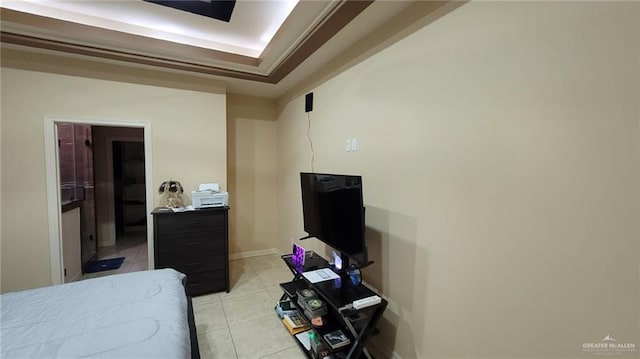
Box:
299, 172, 372, 270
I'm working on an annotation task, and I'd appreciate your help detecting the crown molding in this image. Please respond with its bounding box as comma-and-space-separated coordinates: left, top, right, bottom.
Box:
0, 1, 373, 84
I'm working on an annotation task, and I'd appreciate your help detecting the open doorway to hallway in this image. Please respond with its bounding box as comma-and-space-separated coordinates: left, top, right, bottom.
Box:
82, 127, 148, 280
55, 123, 149, 281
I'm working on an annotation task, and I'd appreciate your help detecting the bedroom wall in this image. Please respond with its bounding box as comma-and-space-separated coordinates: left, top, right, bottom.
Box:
276, 1, 639, 358
0, 67, 227, 293
226, 94, 278, 257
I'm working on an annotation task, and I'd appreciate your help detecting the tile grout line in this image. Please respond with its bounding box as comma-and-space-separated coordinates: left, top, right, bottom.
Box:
219, 299, 239, 359
225, 259, 266, 359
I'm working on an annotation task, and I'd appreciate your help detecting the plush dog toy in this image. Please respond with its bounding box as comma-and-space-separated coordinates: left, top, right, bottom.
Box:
158, 180, 184, 208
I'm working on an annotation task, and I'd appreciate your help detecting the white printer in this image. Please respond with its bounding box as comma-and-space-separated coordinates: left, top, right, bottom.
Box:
191, 183, 229, 209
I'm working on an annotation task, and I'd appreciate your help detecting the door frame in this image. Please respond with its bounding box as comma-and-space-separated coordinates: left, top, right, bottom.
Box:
44, 115, 154, 285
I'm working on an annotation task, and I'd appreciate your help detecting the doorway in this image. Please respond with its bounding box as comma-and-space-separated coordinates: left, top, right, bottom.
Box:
87, 127, 147, 278
44, 116, 154, 285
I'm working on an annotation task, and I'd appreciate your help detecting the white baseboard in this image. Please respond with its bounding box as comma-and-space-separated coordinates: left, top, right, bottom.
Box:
230, 248, 280, 260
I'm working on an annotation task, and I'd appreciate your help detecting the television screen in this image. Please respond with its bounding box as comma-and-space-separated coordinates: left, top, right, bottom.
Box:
300, 172, 366, 265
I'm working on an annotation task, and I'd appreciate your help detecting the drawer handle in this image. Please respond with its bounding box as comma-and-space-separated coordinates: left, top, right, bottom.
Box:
187, 283, 202, 287
186, 262, 201, 267
189, 221, 202, 225
185, 241, 201, 247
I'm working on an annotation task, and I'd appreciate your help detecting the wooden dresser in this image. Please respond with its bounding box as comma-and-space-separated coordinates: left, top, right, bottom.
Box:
151, 206, 229, 296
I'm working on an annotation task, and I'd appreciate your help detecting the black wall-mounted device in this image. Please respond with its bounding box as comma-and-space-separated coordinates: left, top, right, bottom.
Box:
305, 92, 313, 113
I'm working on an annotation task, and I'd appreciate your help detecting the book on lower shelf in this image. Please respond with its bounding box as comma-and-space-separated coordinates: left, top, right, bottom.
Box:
284, 312, 307, 329
282, 316, 310, 335
323, 329, 351, 350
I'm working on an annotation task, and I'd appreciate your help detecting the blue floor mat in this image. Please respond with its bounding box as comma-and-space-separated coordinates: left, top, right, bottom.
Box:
84, 257, 125, 273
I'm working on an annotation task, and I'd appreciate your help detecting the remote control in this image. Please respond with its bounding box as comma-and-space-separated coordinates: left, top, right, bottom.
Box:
353, 295, 381, 310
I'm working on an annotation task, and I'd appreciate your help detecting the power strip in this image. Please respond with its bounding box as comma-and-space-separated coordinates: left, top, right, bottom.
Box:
353, 295, 381, 310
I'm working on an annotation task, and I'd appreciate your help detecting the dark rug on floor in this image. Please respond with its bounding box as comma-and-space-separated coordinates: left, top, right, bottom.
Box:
84, 257, 125, 273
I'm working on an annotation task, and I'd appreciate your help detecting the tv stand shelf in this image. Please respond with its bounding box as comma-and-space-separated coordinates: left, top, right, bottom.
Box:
276, 253, 387, 359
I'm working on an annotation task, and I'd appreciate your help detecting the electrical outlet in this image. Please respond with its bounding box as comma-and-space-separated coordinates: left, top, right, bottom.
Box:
351, 138, 358, 151
346, 139, 352, 152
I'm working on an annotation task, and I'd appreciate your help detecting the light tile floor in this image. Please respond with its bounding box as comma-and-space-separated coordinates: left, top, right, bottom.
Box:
194, 253, 307, 359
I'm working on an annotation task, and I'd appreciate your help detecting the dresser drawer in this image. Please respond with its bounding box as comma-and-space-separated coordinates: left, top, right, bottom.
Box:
156, 211, 226, 234
156, 229, 226, 255
157, 251, 226, 274
152, 207, 229, 296
185, 270, 227, 296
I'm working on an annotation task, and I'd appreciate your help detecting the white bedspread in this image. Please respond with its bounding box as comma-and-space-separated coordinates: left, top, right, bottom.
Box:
1, 269, 190, 358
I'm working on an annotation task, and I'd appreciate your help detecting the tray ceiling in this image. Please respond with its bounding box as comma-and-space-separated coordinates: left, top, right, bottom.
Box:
1, 1, 455, 97
1, 0, 372, 82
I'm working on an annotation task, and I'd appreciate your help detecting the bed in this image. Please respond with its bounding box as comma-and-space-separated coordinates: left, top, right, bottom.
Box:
1, 269, 199, 358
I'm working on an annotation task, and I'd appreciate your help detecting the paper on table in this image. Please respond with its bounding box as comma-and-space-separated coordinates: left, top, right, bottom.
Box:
302, 268, 340, 283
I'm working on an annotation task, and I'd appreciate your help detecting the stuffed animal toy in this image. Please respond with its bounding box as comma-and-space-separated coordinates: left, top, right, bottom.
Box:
158, 180, 184, 208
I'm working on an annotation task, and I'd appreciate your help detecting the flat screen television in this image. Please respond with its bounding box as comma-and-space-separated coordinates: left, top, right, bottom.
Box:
300, 172, 368, 268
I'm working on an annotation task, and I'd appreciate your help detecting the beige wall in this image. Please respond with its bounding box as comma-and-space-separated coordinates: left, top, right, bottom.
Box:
0, 67, 226, 293
276, 2, 639, 358
227, 94, 278, 257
